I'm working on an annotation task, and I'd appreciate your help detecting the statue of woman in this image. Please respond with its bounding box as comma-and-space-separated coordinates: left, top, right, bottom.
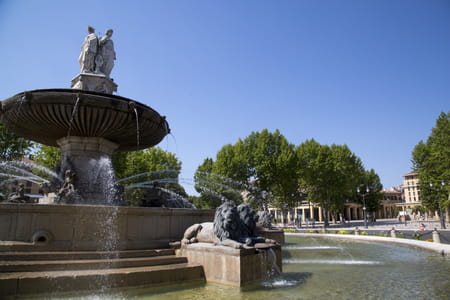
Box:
98, 29, 116, 77
78, 26, 98, 73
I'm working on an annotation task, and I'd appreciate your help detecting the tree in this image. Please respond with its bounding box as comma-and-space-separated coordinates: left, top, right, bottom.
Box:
355, 169, 383, 219
34, 145, 61, 171
113, 148, 184, 206
412, 111, 450, 228
296, 140, 364, 227
194, 129, 298, 209
192, 129, 299, 210
242, 129, 298, 210
0, 123, 33, 161
193, 157, 229, 209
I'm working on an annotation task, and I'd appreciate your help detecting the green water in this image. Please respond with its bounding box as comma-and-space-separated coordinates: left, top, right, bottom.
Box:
46, 236, 450, 300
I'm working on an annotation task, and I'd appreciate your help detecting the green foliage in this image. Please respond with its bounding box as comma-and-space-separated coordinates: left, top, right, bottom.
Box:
354, 169, 383, 213
296, 139, 364, 227
194, 158, 233, 208
375, 232, 389, 237
188, 195, 212, 209
34, 145, 62, 171
114, 148, 183, 206
412, 111, 450, 212
0, 123, 33, 160
412, 206, 426, 214
243, 129, 298, 209
114, 148, 181, 179
413, 231, 422, 240
193, 129, 298, 209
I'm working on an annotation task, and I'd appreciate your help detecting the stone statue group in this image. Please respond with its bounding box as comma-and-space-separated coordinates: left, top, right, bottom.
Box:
78, 26, 116, 78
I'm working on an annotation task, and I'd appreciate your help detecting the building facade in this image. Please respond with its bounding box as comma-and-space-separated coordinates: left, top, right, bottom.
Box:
268, 189, 403, 225
402, 172, 422, 208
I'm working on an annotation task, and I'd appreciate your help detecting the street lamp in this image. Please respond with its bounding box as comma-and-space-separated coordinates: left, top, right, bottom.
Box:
430, 181, 446, 229
357, 186, 369, 229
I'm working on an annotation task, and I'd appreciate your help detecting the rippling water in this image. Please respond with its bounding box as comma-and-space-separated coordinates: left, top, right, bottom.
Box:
49, 235, 450, 300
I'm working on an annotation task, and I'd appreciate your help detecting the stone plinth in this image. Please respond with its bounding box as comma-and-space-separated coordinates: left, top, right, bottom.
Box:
176, 243, 282, 286
0, 203, 214, 251
57, 136, 119, 204
71, 73, 118, 94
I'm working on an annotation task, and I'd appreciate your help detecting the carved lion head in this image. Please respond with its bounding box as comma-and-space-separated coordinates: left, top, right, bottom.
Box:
237, 203, 258, 238
213, 201, 241, 241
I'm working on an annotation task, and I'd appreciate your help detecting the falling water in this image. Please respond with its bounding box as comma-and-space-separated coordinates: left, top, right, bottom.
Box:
117, 170, 179, 184
0, 161, 63, 193
267, 248, 281, 277
197, 172, 250, 190
195, 172, 280, 207
89, 157, 121, 292
133, 106, 140, 151
195, 178, 242, 194
124, 178, 179, 189
90, 157, 122, 206
0, 174, 42, 185
0, 161, 62, 182
195, 185, 230, 203
67, 95, 81, 137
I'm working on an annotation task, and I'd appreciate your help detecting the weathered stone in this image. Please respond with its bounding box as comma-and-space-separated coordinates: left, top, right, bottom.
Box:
0, 89, 169, 152
0, 203, 214, 251
71, 73, 117, 94
176, 243, 281, 286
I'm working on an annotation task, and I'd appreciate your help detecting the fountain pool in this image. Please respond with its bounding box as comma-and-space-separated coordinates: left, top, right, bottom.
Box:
38, 235, 449, 299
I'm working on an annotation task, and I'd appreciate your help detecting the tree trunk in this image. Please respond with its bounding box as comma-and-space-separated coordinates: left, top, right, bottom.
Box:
323, 203, 330, 227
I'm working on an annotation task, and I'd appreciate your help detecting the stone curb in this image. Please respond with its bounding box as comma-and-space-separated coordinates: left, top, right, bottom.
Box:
286, 232, 450, 257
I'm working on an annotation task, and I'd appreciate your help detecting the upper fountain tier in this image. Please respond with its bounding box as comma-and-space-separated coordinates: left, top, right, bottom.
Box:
0, 89, 170, 151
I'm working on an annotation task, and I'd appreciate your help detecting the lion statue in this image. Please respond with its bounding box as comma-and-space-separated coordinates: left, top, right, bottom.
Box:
182, 201, 276, 249
182, 201, 245, 249
256, 210, 273, 229
237, 203, 276, 246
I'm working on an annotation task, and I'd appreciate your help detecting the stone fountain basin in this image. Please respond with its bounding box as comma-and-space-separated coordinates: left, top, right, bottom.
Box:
0, 89, 169, 151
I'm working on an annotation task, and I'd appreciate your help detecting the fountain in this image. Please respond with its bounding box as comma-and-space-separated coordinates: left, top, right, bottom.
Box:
0, 89, 169, 205
0, 27, 214, 297
32, 235, 450, 299
1, 25, 168, 205
0, 26, 281, 298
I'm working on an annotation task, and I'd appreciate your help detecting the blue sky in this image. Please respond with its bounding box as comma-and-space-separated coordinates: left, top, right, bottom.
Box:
1, 0, 449, 195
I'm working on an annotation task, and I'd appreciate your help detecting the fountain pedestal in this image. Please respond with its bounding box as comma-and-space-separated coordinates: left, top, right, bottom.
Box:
57, 136, 120, 204
176, 243, 282, 286
71, 73, 118, 94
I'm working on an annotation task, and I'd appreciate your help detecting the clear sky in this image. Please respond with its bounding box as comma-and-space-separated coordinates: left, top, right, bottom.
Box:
0, 0, 449, 195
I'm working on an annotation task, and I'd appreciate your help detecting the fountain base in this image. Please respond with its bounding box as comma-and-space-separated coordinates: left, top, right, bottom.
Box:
176, 243, 282, 286
0, 203, 214, 251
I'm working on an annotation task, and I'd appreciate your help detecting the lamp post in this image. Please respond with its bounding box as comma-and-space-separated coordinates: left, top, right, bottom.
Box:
430, 181, 446, 229
357, 186, 369, 229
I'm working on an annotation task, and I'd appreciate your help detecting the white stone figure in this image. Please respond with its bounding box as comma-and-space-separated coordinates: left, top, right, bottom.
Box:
78, 26, 98, 73
98, 29, 116, 78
